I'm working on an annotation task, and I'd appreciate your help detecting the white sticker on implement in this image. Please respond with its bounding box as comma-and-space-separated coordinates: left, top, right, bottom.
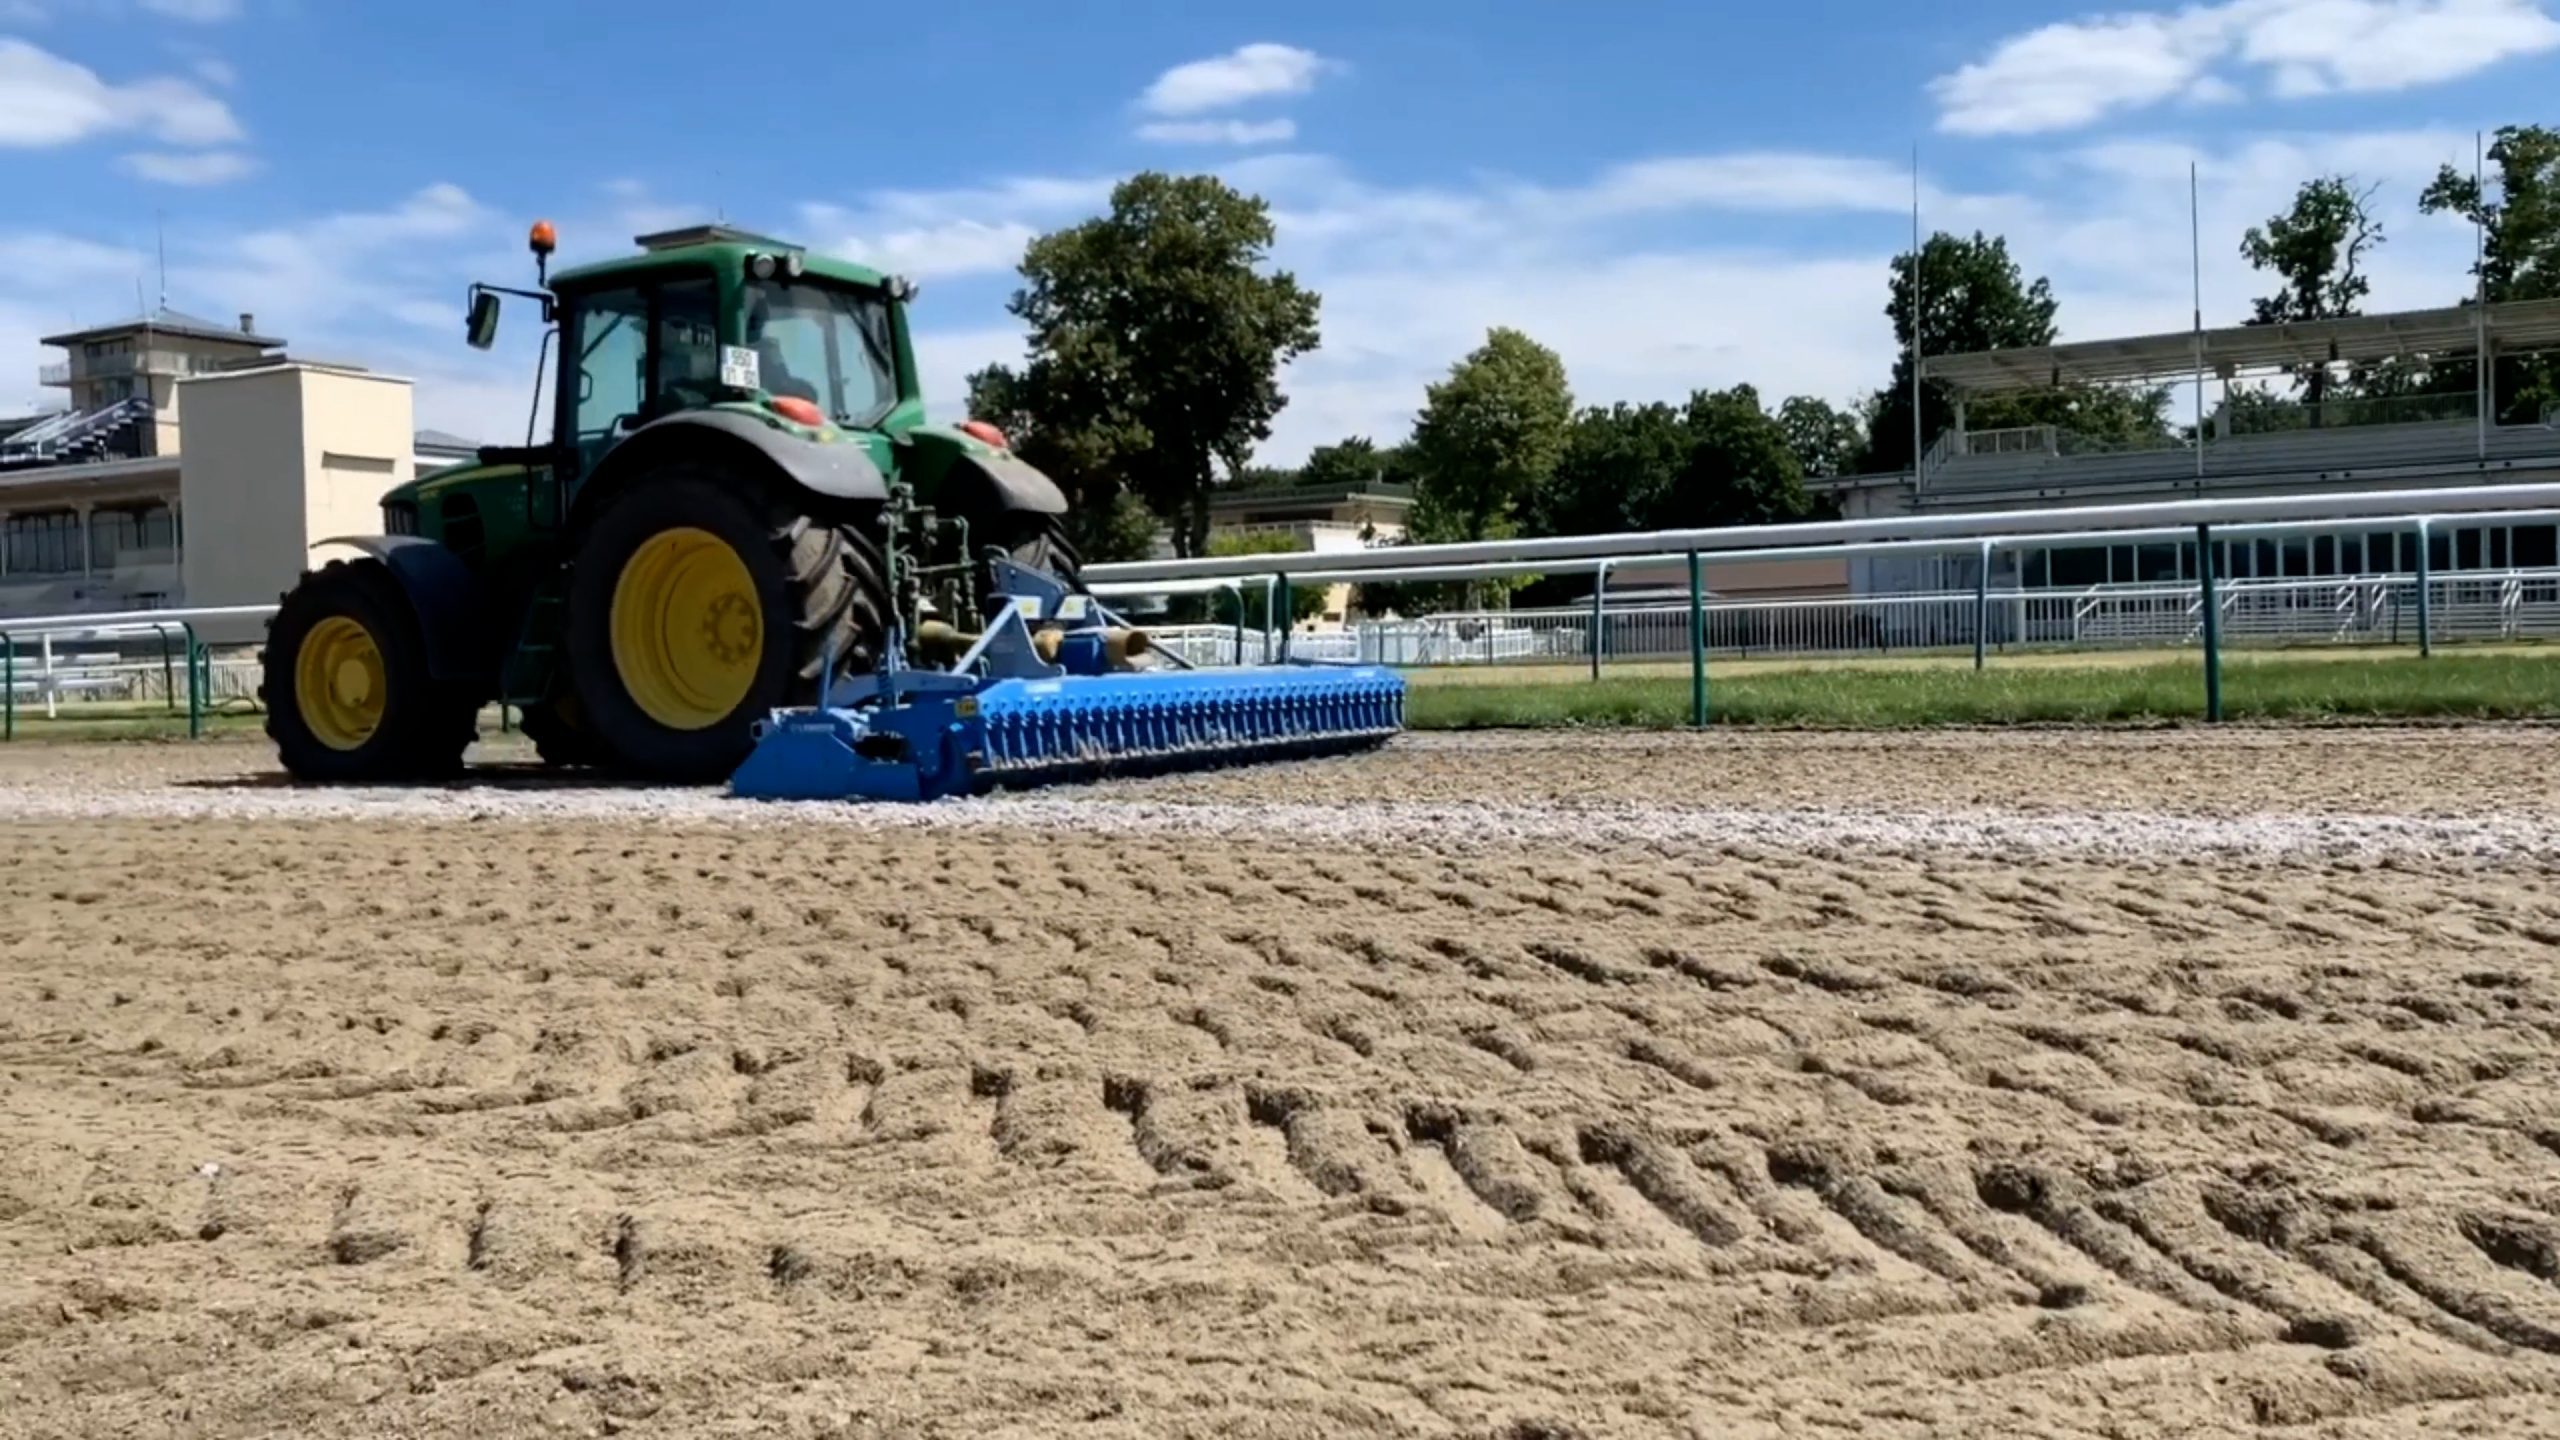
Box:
1056, 595, 1090, 620
720, 345, 760, 389
1013, 597, 1043, 620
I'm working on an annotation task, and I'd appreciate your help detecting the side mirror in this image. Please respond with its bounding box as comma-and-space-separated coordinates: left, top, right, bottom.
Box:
466, 290, 501, 350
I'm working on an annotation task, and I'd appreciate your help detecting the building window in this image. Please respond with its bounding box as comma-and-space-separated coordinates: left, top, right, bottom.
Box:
2456, 528, 2483, 571
2517, 525, 2557, 570
2340, 536, 2365, 574
6, 511, 84, 574
2049, 546, 2107, 588
89, 504, 176, 569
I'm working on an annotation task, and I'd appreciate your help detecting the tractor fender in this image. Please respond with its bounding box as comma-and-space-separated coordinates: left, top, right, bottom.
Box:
308, 534, 494, 681
945, 449, 1068, 517
573, 410, 890, 528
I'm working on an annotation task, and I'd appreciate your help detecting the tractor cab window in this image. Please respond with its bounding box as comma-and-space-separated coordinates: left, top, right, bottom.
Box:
567, 278, 718, 461
743, 283, 897, 429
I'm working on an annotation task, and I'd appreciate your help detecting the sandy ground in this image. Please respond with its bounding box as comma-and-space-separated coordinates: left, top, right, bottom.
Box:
4, 730, 2560, 1438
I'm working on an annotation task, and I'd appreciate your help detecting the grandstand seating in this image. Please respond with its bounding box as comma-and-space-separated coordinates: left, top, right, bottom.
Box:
0, 397, 151, 469
1922, 418, 2560, 503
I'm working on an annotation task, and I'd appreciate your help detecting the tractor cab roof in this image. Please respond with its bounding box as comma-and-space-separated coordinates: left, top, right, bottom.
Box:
547, 222, 895, 294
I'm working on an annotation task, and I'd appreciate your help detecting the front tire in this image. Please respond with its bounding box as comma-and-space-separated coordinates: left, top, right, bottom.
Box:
261, 558, 476, 782
563, 467, 885, 783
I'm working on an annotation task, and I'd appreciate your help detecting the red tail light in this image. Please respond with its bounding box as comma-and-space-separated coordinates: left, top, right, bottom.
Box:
960, 419, 1010, 449
770, 396, 825, 427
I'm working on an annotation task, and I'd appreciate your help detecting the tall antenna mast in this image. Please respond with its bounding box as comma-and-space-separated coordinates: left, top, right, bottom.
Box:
2476, 129, 2489, 460
1909, 140, 1923, 487
2191, 160, 2204, 481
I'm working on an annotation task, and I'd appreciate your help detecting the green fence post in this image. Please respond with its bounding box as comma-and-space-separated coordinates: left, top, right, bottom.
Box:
1275, 573, 1292, 663
1972, 540, 1992, 671
185, 625, 203, 740
1687, 550, 1708, 728
2414, 519, 2434, 658
2195, 522, 2223, 723
3, 629, 13, 741
1588, 560, 1610, 682
159, 625, 177, 714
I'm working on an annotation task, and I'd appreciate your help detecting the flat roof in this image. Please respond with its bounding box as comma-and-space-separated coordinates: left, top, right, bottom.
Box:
1923, 296, 2560, 394
41, 306, 282, 349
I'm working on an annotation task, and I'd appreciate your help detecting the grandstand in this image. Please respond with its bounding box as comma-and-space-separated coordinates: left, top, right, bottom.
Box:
1831, 297, 2560, 595
0, 309, 477, 618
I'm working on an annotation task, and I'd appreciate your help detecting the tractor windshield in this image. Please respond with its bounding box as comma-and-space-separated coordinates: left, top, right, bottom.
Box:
745, 283, 898, 430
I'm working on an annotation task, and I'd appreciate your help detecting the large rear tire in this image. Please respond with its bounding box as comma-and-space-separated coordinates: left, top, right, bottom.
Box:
563, 466, 886, 783
260, 558, 477, 782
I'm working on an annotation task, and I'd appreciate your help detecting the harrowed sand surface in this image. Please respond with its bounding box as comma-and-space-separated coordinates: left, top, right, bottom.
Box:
5, 728, 2560, 1438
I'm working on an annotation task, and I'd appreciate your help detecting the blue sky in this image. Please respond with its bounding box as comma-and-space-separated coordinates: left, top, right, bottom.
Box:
1, 0, 2553, 458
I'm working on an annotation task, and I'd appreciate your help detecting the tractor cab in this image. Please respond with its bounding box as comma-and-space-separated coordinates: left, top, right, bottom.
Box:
459, 223, 925, 512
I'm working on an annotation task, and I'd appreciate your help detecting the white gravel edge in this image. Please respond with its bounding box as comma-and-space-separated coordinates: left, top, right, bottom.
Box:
1, 782, 2551, 865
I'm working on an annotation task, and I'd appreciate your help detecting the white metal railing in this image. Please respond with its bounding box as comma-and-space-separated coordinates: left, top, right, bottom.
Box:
1096, 482, 2560, 585
1153, 569, 2560, 669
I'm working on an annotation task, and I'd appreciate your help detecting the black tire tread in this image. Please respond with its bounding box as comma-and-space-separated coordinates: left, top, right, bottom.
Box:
563, 463, 888, 782
258, 557, 477, 783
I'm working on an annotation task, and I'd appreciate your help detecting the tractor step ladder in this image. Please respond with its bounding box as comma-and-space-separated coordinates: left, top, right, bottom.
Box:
499, 571, 572, 715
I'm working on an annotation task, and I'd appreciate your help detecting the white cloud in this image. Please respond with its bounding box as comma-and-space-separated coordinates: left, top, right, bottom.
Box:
0, 38, 243, 148
1138, 42, 1331, 116
1568, 154, 1928, 216
118, 148, 256, 185
798, 176, 1114, 281
1137, 117, 1297, 146
1934, 0, 2560, 135
138, 0, 240, 17
827, 124, 2500, 464
817, 215, 1038, 280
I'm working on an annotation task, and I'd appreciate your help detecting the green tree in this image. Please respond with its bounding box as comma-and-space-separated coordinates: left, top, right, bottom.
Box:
1774, 395, 1866, 480
1665, 384, 1812, 529
1865, 231, 2061, 473
963, 362, 1159, 563
993, 172, 1321, 557
1527, 401, 1686, 537
1202, 531, 1327, 628
2421, 125, 2560, 303
2422, 125, 2560, 422
2239, 175, 2383, 408
1407, 327, 1574, 542
1299, 435, 1398, 490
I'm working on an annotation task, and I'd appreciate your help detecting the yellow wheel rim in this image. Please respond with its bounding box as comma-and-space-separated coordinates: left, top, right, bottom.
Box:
609, 526, 763, 731
294, 615, 387, 751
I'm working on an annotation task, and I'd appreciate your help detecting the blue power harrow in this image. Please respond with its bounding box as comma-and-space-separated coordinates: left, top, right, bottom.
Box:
729, 560, 1405, 802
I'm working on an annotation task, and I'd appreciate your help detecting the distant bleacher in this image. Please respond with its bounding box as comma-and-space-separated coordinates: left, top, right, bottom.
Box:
1925, 416, 2560, 501
0, 396, 151, 469
1910, 297, 2560, 507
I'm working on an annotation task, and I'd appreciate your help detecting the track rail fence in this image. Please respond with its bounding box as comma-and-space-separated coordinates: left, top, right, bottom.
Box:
7, 488, 2560, 737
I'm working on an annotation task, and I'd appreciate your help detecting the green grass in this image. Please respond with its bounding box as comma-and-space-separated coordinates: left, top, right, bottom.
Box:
1403, 652, 2560, 729
8, 652, 2557, 744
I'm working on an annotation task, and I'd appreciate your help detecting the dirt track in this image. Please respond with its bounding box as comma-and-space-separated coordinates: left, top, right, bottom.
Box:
6, 730, 2560, 1438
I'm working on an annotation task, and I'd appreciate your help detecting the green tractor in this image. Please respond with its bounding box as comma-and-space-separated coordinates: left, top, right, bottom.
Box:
262, 220, 1082, 784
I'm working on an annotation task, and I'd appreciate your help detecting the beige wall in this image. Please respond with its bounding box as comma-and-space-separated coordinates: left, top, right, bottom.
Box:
178, 365, 413, 644
1611, 554, 1849, 597
147, 373, 181, 457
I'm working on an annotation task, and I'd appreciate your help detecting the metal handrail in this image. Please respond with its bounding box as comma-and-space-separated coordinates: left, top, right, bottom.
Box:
0, 603, 271, 741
